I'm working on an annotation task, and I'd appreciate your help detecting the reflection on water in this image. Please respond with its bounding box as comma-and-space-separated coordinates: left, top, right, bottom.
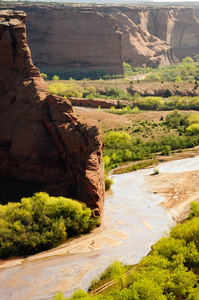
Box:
1, 157, 198, 300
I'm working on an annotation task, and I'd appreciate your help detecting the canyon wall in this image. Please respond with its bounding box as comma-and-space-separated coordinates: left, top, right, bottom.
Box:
2, 4, 198, 71
147, 7, 199, 61
0, 10, 104, 218
98, 5, 199, 63
1, 4, 177, 70
24, 5, 177, 69
17, 6, 123, 75
97, 6, 177, 67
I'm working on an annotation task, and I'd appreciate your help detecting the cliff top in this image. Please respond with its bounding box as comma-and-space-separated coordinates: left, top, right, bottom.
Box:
0, 9, 26, 25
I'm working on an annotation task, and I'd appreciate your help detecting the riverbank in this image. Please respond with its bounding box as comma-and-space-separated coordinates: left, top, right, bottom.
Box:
0, 155, 199, 299
145, 156, 199, 222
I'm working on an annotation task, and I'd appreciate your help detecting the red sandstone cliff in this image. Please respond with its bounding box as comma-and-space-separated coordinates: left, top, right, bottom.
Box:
0, 10, 104, 218
3, 4, 198, 71
110, 10, 176, 68
18, 5, 176, 69
97, 6, 177, 67
24, 7, 123, 75
147, 7, 199, 61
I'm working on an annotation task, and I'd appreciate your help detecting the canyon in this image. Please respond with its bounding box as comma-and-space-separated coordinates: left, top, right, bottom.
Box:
1, 4, 199, 73
0, 10, 104, 218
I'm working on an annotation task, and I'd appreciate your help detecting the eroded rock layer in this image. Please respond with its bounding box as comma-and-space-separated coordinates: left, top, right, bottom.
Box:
97, 6, 177, 67
2, 4, 199, 69
147, 7, 199, 61
18, 6, 123, 75
17, 5, 176, 69
0, 10, 105, 218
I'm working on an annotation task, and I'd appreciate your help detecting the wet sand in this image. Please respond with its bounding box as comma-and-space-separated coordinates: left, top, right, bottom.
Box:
1, 157, 199, 299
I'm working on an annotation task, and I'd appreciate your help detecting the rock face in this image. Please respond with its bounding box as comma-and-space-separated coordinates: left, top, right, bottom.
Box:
19, 6, 123, 75
97, 6, 177, 67
19, 5, 176, 69
2, 4, 199, 70
147, 7, 199, 60
0, 10, 105, 218
68, 97, 131, 108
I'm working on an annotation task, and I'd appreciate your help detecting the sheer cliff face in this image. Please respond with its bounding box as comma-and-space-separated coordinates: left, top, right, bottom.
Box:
25, 8, 123, 75
96, 6, 177, 67
2, 5, 177, 69
147, 8, 199, 60
110, 11, 176, 68
0, 10, 105, 218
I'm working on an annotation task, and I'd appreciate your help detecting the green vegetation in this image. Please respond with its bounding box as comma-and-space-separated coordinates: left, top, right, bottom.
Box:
108, 95, 199, 112
104, 177, 114, 191
123, 62, 152, 77
48, 82, 84, 98
153, 167, 159, 175
113, 159, 158, 174
55, 202, 199, 299
110, 106, 140, 115
182, 56, 194, 63
52, 75, 59, 80
40, 68, 109, 80
102, 110, 199, 170
143, 59, 199, 83
106, 86, 132, 100
40, 68, 124, 81
0, 192, 98, 258
41, 73, 48, 80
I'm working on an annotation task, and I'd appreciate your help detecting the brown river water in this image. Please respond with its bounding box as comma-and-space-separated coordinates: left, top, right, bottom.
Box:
1, 157, 199, 300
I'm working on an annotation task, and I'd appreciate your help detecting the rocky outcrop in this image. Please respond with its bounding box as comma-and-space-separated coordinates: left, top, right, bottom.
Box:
0, 10, 104, 218
127, 82, 199, 97
147, 7, 199, 60
68, 97, 131, 108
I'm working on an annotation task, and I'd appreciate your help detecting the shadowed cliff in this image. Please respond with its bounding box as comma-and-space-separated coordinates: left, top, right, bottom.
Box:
0, 10, 105, 218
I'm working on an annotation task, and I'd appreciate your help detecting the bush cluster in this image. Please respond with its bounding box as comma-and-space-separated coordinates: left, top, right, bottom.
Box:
131, 95, 199, 111
0, 192, 98, 258
103, 129, 199, 170
48, 82, 84, 98
142, 58, 199, 83
40, 68, 109, 80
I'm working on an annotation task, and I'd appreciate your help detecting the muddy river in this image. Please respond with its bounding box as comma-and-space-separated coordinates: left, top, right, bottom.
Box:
0, 157, 199, 300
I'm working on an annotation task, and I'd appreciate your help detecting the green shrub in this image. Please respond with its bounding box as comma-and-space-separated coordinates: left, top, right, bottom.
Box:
0, 193, 98, 258
104, 131, 131, 145
52, 75, 59, 80
105, 177, 114, 191
186, 124, 199, 135
106, 86, 133, 101
134, 96, 163, 110
165, 109, 190, 129
182, 57, 194, 63
41, 73, 48, 80
48, 82, 83, 98
4, 16, 10, 22
153, 167, 159, 175
187, 113, 199, 125
83, 86, 97, 98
